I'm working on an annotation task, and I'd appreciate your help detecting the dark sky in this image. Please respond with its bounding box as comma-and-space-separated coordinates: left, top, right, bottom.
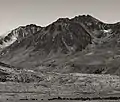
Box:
0, 0, 120, 35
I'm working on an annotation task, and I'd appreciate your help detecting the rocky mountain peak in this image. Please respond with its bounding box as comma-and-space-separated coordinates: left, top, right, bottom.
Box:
0, 24, 42, 48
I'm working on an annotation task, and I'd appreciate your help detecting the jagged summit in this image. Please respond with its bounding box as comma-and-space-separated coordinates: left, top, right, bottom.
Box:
0, 24, 42, 48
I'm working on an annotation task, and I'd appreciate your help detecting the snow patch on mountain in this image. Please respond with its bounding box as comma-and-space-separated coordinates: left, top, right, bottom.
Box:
0, 35, 18, 48
103, 29, 112, 33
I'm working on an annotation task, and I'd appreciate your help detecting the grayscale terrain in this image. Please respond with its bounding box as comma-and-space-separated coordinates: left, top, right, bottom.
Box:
0, 15, 120, 101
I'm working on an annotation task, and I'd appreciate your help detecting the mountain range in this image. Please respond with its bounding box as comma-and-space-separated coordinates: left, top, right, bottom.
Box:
0, 15, 120, 76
